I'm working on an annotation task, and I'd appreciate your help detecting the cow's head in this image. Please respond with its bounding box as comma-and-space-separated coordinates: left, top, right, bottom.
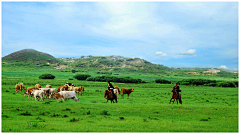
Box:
49, 92, 55, 99
131, 88, 134, 92
24, 90, 28, 97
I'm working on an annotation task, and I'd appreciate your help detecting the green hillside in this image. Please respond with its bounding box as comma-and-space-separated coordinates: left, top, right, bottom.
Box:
2, 49, 238, 81
57, 55, 171, 73
2, 49, 61, 65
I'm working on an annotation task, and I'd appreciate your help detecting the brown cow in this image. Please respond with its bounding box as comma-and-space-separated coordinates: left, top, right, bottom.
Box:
45, 84, 52, 88
49, 92, 64, 101
35, 84, 41, 89
58, 85, 68, 92
15, 83, 25, 94
81, 86, 85, 94
24, 88, 38, 99
120, 88, 134, 98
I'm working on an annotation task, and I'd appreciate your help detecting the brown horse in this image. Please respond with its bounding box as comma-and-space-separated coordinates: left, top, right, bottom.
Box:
169, 88, 182, 104
104, 90, 117, 103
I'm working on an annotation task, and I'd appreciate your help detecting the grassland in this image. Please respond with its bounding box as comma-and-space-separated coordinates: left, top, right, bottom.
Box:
1, 66, 238, 132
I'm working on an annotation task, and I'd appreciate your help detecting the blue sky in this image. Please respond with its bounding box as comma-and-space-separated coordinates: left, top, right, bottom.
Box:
2, 2, 238, 70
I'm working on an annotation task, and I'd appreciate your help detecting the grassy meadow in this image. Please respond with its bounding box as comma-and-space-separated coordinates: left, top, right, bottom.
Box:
1, 67, 238, 132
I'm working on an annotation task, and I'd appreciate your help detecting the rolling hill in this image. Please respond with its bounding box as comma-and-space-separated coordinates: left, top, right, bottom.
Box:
2, 49, 60, 65
2, 49, 238, 79
57, 55, 171, 73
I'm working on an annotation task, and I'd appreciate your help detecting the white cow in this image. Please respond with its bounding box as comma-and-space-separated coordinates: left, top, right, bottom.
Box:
32, 90, 45, 101
39, 88, 56, 99
59, 91, 79, 102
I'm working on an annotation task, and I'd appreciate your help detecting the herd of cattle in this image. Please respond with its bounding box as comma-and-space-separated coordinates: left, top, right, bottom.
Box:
14, 82, 134, 103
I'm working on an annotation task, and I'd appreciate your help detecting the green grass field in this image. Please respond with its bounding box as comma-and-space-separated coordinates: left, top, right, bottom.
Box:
1, 66, 238, 132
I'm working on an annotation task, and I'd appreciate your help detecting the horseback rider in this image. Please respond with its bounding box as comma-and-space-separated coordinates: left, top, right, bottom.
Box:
172, 84, 180, 98
107, 81, 116, 99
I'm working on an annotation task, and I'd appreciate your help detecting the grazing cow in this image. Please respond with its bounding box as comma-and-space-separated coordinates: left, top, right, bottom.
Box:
58, 91, 79, 102
67, 86, 83, 96
15, 83, 25, 94
120, 88, 134, 98
81, 86, 85, 93
49, 93, 64, 101
45, 84, 52, 88
39, 88, 56, 98
35, 84, 41, 89
58, 85, 68, 92
24, 88, 38, 99
39, 88, 56, 99
32, 90, 45, 101
67, 86, 74, 91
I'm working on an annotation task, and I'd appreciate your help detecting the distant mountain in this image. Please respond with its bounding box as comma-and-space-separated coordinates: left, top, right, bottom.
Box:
2, 49, 60, 65
57, 55, 171, 72
3, 49, 235, 77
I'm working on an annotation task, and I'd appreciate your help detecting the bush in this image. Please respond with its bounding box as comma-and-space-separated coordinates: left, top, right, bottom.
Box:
155, 79, 171, 84
39, 74, 55, 79
73, 74, 91, 80
217, 82, 236, 87
86, 76, 143, 83
177, 78, 237, 87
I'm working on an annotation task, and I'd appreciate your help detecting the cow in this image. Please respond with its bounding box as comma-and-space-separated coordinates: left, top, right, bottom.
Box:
15, 83, 25, 94
32, 90, 45, 101
58, 85, 68, 92
35, 84, 41, 89
49, 92, 64, 102
39, 88, 56, 99
24, 88, 38, 99
120, 88, 134, 98
45, 84, 52, 88
58, 91, 79, 102
67, 86, 83, 96
81, 86, 85, 93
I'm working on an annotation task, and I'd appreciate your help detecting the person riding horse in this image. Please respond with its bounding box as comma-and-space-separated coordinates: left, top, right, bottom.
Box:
172, 84, 181, 99
107, 81, 116, 99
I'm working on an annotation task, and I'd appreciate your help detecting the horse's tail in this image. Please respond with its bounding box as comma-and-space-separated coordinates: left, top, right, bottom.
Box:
179, 94, 182, 104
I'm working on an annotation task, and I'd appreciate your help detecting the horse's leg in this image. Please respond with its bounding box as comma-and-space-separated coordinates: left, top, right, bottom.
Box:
169, 98, 173, 104
106, 98, 108, 103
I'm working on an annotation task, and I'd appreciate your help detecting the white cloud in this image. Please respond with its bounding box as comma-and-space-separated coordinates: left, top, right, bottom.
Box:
155, 51, 167, 57
219, 65, 228, 69
178, 49, 197, 56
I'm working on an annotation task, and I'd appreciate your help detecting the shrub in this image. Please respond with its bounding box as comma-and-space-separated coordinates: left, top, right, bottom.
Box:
86, 76, 143, 83
217, 82, 236, 87
73, 74, 91, 80
86, 77, 95, 81
39, 74, 55, 79
100, 110, 109, 115
155, 79, 171, 84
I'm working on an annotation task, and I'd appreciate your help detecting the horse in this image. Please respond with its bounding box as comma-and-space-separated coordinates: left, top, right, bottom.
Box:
104, 90, 117, 103
169, 88, 182, 104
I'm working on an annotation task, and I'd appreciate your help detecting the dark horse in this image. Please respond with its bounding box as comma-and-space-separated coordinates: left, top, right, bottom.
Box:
104, 90, 117, 103
169, 88, 182, 104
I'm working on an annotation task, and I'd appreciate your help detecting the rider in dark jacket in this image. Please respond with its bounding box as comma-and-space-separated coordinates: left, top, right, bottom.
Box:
172, 84, 180, 98
107, 81, 116, 99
